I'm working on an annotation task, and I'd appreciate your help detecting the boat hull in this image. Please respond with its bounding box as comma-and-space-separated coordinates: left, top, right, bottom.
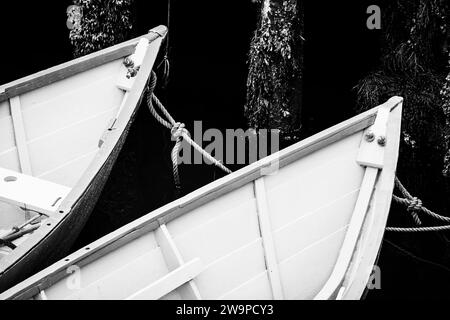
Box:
0, 97, 402, 300
0, 26, 166, 293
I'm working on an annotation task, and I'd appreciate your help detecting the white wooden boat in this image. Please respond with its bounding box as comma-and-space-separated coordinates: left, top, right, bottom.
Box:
0, 26, 167, 293
0, 96, 403, 300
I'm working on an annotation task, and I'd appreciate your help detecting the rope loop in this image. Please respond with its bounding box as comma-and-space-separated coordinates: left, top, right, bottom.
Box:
145, 71, 232, 197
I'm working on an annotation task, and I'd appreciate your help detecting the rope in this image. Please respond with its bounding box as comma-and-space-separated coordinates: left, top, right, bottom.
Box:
157, 0, 171, 88
386, 225, 450, 232
392, 195, 423, 225
386, 177, 450, 232
146, 71, 232, 195
394, 177, 423, 225
392, 178, 450, 223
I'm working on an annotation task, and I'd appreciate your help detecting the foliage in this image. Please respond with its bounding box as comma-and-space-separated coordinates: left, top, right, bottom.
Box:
355, 0, 449, 184
442, 54, 450, 176
245, 0, 304, 143
69, 0, 134, 57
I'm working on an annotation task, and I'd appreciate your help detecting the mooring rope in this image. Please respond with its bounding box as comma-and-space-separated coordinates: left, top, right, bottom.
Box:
386, 225, 450, 232
146, 74, 449, 230
386, 177, 450, 232
393, 177, 423, 225
156, 0, 171, 88
146, 71, 232, 195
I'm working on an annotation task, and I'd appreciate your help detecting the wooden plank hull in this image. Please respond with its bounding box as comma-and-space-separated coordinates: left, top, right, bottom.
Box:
0, 26, 166, 293
0, 97, 402, 300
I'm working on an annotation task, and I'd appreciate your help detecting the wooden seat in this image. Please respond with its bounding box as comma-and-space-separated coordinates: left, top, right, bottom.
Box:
0, 168, 71, 216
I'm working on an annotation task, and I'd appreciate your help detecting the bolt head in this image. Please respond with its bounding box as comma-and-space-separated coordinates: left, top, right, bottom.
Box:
365, 131, 375, 142
123, 57, 134, 68
377, 136, 387, 146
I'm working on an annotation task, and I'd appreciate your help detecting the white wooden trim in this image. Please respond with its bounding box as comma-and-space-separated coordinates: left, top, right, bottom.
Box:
357, 102, 392, 168
115, 92, 130, 122
314, 167, 379, 300
336, 287, 345, 300
125, 258, 204, 300
0, 167, 71, 216
254, 178, 284, 299
117, 38, 150, 91
155, 225, 202, 299
9, 96, 32, 175
341, 102, 403, 299
98, 93, 130, 148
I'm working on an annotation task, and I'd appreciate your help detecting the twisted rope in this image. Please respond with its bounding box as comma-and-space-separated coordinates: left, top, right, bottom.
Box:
386, 225, 450, 232
146, 71, 232, 195
392, 178, 450, 223
387, 177, 450, 232
394, 177, 423, 225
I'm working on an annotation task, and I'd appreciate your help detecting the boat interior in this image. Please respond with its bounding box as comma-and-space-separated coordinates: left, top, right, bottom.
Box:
0, 37, 156, 260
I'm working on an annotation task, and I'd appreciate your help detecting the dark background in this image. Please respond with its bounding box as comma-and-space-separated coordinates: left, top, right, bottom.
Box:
1, 1, 449, 299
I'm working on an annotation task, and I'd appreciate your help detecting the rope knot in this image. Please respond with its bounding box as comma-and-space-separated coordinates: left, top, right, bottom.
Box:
407, 197, 423, 212
171, 122, 187, 139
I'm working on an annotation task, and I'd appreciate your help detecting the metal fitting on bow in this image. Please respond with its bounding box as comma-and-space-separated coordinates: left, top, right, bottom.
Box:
123, 57, 135, 68
365, 131, 375, 142
126, 66, 140, 79
377, 136, 387, 147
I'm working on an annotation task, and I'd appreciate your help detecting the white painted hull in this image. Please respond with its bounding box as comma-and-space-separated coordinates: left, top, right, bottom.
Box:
0, 26, 166, 292
0, 97, 402, 300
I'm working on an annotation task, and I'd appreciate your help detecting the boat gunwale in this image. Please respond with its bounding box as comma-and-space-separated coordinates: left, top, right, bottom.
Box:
0, 97, 403, 300
0, 26, 167, 291
0, 25, 167, 103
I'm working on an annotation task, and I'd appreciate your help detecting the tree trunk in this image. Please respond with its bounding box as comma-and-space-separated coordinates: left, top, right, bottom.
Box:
245, 0, 304, 145
356, 0, 449, 211
69, 0, 134, 57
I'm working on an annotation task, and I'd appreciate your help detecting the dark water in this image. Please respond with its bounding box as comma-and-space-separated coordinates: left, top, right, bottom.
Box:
1, 0, 449, 299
